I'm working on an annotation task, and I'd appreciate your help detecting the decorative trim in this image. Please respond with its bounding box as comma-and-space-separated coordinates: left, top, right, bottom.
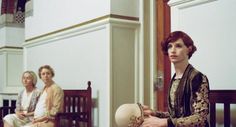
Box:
23, 18, 139, 48
0, 22, 24, 28
0, 92, 18, 95
25, 14, 139, 42
23, 25, 108, 48
168, 0, 217, 9
110, 14, 139, 21
0, 46, 23, 50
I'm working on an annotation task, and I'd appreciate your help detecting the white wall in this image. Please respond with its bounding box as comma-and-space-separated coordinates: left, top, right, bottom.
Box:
23, 19, 140, 126
25, 28, 109, 89
24, 24, 110, 127
25, 0, 110, 39
0, 26, 24, 47
111, 0, 139, 17
170, 0, 236, 89
25, 0, 140, 40
23, 1, 141, 126
0, 48, 23, 93
0, 54, 5, 92
169, 0, 236, 125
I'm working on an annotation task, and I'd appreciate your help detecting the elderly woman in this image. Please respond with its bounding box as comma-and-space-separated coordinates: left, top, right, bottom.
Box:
3, 71, 41, 127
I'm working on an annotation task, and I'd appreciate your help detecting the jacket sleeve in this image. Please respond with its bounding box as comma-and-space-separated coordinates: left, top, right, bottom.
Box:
47, 86, 64, 118
155, 111, 170, 118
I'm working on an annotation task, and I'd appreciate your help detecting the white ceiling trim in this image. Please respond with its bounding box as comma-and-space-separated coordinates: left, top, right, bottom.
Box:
168, 0, 217, 9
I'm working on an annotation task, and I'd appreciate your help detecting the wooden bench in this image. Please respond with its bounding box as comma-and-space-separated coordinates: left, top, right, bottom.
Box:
0, 81, 92, 127
55, 81, 92, 127
209, 90, 236, 127
0, 106, 16, 127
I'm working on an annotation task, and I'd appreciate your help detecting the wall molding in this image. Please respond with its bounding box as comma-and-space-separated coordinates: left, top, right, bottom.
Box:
25, 14, 139, 43
0, 46, 23, 51
23, 15, 139, 48
168, 0, 217, 9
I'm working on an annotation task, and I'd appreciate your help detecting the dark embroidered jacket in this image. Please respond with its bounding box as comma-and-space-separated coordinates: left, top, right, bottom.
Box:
156, 64, 209, 127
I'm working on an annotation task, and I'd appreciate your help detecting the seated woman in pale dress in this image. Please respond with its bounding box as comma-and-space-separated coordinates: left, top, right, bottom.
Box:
3, 71, 41, 127
23, 65, 64, 127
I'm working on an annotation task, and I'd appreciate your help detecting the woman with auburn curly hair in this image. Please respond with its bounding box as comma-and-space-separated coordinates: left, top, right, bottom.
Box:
141, 31, 209, 127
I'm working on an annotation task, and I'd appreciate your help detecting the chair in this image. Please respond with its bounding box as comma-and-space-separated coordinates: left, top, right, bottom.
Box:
0, 100, 16, 127
55, 81, 92, 127
209, 90, 236, 127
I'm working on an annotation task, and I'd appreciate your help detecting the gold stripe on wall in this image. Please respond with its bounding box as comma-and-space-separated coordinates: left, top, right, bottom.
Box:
25, 14, 139, 42
0, 46, 23, 50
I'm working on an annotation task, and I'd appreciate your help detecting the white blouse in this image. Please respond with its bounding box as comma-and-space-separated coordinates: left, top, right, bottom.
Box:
21, 90, 33, 113
34, 90, 47, 118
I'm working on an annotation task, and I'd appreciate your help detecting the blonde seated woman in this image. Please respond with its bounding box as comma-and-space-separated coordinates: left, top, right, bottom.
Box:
3, 71, 41, 127
22, 65, 64, 127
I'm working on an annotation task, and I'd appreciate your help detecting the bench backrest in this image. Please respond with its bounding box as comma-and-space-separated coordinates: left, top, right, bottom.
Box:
0, 81, 92, 127
55, 81, 92, 127
209, 90, 236, 127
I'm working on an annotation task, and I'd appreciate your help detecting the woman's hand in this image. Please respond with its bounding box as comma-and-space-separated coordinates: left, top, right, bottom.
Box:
32, 116, 48, 123
141, 115, 167, 127
16, 111, 26, 120
24, 111, 34, 117
142, 105, 156, 116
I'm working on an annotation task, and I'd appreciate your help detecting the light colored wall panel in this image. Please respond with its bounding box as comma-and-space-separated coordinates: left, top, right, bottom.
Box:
7, 53, 23, 87
111, 25, 136, 127
24, 24, 110, 127
0, 49, 23, 93
24, 17, 140, 127
0, 26, 24, 47
169, 0, 236, 89
5, 27, 24, 47
111, 0, 139, 17
0, 28, 6, 47
169, 0, 236, 126
0, 54, 5, 92
25, 0, 110, 39
25, 0, 140, 42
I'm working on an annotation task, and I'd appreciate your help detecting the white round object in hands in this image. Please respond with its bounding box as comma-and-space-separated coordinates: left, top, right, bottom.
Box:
115, 103, 144, 127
